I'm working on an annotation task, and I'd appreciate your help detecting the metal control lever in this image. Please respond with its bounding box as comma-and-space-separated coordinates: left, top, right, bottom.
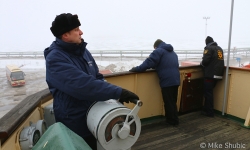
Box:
118, 100, 143, 139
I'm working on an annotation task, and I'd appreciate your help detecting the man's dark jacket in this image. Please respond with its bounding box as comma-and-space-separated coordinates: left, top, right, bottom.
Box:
44, 38, 122, 138
135, 42, 180, 87
201, 42, 225, 79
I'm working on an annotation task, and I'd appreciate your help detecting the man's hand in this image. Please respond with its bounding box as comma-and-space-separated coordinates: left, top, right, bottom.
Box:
119, 88, 139, 104
129, 67, 138, 72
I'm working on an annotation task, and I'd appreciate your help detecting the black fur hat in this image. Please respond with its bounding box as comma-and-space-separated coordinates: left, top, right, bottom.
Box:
205, 36, 214, 45
50, 13, 81, 37
153, 39, 163, 48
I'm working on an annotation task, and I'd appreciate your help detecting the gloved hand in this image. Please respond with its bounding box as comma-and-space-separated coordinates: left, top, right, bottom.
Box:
119, 88, 139, 104
129, 67, 138, 72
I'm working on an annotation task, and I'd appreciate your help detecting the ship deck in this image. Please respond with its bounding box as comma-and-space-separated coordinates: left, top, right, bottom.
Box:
132, 111, 250, 150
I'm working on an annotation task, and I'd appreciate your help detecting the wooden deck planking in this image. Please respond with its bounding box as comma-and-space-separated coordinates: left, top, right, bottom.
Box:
132, 111, 250, 150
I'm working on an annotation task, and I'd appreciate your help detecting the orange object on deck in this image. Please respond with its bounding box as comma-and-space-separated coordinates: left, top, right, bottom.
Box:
181, 61, 200, 66
243, 64, 250, 68
99, 69, 113, 74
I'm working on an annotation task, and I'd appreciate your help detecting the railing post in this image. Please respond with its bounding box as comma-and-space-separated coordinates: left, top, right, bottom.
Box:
101, 51, 103, 61
120, 51, 122, 61
244, 106, 250, 128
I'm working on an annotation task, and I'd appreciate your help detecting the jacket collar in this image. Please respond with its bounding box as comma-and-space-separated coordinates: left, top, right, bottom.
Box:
206, 42, 217, 47
55, 38, 87, 55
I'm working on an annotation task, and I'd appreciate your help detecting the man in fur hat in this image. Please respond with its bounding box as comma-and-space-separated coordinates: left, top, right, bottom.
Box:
44, 13, 139, 149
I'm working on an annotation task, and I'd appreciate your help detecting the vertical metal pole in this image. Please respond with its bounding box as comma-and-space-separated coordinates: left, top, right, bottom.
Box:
205, 19, 207, 37
203, 17, 210, 37
222, 0, 234, 115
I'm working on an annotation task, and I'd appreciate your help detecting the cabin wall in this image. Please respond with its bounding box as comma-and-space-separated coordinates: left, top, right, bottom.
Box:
228, 69, 250, 118
212, 70, 227, 113
211, 68, 250, 120
107, 67, 250, 120
106, 67, 204, 119
106, 72, 164, 119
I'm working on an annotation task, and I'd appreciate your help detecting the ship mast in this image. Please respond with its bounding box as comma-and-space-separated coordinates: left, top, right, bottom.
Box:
222, 0, 234, 115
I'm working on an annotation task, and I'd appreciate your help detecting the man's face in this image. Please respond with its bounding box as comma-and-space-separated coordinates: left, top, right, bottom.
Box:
64, 27, 83, 44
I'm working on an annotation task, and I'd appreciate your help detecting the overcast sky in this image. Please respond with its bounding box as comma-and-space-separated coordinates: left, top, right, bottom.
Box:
0, 0, 249, 51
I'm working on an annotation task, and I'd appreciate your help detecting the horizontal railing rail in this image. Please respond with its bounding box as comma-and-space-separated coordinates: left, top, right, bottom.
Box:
0, 48, 249, 60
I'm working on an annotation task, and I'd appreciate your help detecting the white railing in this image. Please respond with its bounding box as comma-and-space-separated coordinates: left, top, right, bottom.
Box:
0, 48, 249, 60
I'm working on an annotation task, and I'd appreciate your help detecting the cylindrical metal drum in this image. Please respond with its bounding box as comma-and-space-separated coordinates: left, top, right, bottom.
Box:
87, 99, 141, 150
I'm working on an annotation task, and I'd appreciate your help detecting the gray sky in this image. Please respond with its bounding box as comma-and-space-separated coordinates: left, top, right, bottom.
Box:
0, 0, 249, 51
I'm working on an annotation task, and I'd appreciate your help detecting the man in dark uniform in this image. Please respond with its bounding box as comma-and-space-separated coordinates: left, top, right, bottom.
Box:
200, 36, 225, 117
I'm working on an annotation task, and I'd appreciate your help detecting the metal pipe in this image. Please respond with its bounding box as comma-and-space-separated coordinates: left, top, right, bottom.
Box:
222, 0, 234, 115
203, 17, 210, 38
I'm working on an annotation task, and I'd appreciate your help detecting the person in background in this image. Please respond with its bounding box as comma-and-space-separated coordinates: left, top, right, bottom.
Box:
129, 39, 180, 126
200, 36, 224, 117
44, 13, 139, 150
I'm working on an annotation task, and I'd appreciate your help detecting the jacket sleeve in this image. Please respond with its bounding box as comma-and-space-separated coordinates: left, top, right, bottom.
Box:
137, 49, 162, 71
201, 48, 213, 67
92, 54, 104, 80
96, 72, 105, 80
46, 52, 122, 102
